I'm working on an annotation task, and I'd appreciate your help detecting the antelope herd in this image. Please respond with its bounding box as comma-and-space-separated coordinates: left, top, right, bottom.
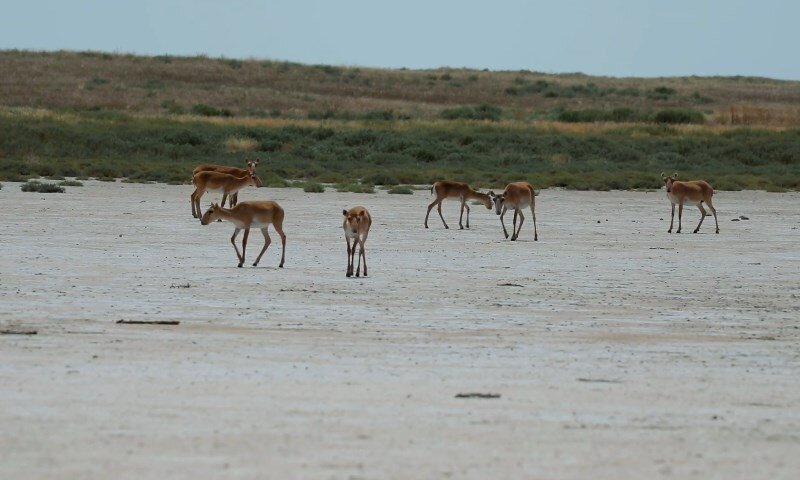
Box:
191, 158, 720, 274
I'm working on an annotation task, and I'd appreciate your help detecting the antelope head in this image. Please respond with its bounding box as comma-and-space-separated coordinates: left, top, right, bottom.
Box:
246, 159, 263, 187
661, 172, 678, 193
200, 203, 221, 225
343, 209, 366, 235
488, 191, 505, 215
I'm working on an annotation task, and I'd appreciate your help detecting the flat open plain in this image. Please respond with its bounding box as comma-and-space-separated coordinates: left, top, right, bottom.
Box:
1, 181, 799, 479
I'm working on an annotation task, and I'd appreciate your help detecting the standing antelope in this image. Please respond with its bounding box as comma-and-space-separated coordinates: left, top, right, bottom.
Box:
489, 182, 538, 241
192, 158, 262, 207
343, 207, 372, 277
191, 170, 259, 219
662, 172, 719, 234
200, 202, 286, 268
424, 180, 493, 229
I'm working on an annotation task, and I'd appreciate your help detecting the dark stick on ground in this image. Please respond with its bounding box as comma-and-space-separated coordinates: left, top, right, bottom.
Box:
116, 320, 180, 325
455, 393, 501, 399
0, 329, 38, 335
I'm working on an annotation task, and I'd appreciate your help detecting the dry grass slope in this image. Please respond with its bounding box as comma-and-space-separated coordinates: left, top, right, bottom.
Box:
2, 49, 799, 125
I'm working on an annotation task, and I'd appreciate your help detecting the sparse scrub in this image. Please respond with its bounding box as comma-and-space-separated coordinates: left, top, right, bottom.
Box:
363, 172, 399, 185
336, 183, 375, 193
192, 104, 233, 117
440, 104, 503, 121
21, 180, 65, 193
653, 109, 705, 124
161, 99, 186, 115
302, 182, 325, 193
388, 185, 414, 194
58, 180, 84, 186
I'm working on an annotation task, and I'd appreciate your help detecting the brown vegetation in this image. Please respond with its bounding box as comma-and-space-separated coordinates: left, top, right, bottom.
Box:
1, 50, 799, 126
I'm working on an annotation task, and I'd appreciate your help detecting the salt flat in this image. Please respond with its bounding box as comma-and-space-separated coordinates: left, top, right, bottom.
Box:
1, 181, 799, 479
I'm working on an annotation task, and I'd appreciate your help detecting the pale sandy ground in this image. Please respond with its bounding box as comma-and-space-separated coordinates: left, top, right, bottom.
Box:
1, 181, 799, 479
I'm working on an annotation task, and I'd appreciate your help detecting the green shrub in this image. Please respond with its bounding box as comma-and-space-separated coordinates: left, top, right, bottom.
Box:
653, 109, 705, 124
335, 183, 375, 193
303, 182, 325, 193
58, 180, 84, 187
362, 109, 396, 121
557, 108, 643, 123
161, 99, 186, 115
21, 180, 65, 193
648, 86, 677, 100
440, 104, 502, 121
388, 185, 413, 194
192, 104, 233, 117
363, 172, 399, 185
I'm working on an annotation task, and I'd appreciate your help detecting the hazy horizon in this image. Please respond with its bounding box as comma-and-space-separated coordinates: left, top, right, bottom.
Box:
2, 0, 799, 80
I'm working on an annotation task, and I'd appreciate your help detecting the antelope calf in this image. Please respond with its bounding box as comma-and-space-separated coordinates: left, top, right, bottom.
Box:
489, 182, 538, 241
191, 170, 259, 219
201, 201, 286, 268
424, 180, 493, 229
343, 207, 372, 277
662, 172, 719, 234
192, 158, 262, 207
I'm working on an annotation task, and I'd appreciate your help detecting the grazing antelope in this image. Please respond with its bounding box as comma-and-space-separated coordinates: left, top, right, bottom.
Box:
343, 207, 372, 277
424, 180, 493, 229
200, 202, 286, 268
489, 182, 538, 241
191, 170, 259, 219
662, 172, 719, 234
192, 158, 262, 207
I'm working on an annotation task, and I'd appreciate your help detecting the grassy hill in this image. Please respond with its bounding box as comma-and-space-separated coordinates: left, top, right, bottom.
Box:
1, 50, 799, 190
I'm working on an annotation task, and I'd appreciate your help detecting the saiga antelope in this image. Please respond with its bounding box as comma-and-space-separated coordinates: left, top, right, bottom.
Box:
489, 182, 539, 241
343, 207, 372, 277
191, 170, 259, 219
192, 158, 262, 207
662, 172, 719, 234
201, 202, 286, 268
424, 180, 493, 229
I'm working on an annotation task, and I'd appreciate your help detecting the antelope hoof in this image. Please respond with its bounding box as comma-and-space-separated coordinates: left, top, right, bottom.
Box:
237, 263, 243, 268
459, 226, 464, 230
676, 229, 681, 234
504, 233, 509, 239
716, 230, 720, 234
252, 262, 258, 267
534, 236, 538, 241
511, 236, 517, 241
425, 225, 429, 229
445, 226, 449, 229
693, 229, 699, 234
279, 263, 284, 268
346, 272, 352, 277
356, 272, 360, 277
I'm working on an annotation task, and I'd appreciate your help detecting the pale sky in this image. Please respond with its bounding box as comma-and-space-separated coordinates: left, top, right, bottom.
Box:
1, 0, 798, 79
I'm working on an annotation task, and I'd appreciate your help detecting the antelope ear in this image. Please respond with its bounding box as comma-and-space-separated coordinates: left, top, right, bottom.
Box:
342, 209, 348, 216
673, 172, 678, 178
660, 172, 666, 179
488, 191, 495, 197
